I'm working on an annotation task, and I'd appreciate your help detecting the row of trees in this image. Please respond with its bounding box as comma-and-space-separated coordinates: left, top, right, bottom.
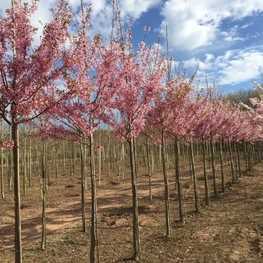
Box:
0, 1, 263, 262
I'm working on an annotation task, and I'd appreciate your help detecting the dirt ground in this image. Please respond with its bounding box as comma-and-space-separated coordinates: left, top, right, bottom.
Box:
1, 161, 263, 262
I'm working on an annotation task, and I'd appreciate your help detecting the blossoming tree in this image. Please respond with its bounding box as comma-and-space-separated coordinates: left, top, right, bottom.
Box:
0, 1, 73, 262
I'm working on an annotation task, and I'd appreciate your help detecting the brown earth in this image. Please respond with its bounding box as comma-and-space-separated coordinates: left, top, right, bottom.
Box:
0, 161, 263, 262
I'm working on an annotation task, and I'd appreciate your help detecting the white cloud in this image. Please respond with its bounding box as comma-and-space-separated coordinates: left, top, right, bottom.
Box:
179, 53, 215, 72
183, 57, 210, 71
161, 0, 263, 51
89, 0, 161, 39
221, 25, 245, 42
120, 0, 160, 19
218, 50, 263, 85
180, 48, 263, 86
89, 0, 106, 15
0, 0, 160, 43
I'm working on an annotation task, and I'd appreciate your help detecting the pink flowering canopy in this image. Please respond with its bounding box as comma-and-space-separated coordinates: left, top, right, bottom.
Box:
145, 78, 192, 143
0, 0, 73, 125
108, 41, 166, 140
38, 29, 123, 141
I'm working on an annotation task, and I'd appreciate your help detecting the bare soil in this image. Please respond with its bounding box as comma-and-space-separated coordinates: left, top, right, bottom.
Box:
1, 161, 263, 262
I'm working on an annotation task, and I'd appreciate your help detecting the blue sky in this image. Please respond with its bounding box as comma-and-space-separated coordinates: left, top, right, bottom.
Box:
1, 0, 263, 94
131, 0, 263, 94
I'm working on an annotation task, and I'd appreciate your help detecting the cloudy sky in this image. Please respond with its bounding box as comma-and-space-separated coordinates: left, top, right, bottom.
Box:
1, 0, 263, 93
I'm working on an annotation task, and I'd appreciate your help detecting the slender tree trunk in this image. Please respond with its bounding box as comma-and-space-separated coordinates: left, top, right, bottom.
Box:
9, 126, 13, 191
236, 143, 242, 178
12, 122, 22, 263
0, 120, 5, 199
28, 137, 32, 188
72, 142, 75, 177
98, 133, 102, 185
158, 144, 162, 170
121, 142, 125, 181
55, 147, 58, 179
84, 139, 89, 190
128, 137, 140, 261
107, 135, 111, 179
133, 138, 138, 178
113, 143, 117, 180
219, 140, 225, 193
174, 138, 184, 223
233, 143, 240, 180
22, 137, 27, 196
63, 141, 66, 176
201, 139, 209, 205
80, 142, 86, 233
89, 133, 99, 263
243, 142, 249, 173
228, 141, 235, 183
248, 144, 252, 171
0, 147, 4, 199
117, 147, 121, 183
146, 138, 152, 202
189, 141, 199, 213
161, 130, 171, 238
150, 146, 155, 175
41, 142, 47, 250
210, 138, 217, 197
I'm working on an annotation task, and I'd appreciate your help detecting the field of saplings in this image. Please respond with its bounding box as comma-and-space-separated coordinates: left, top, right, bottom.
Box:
0, 1, 263, 263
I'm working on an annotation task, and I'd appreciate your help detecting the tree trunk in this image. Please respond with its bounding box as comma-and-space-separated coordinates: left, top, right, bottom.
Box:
233, 143, 239, 180
80, 142, 86, 233
133, 138, 138, 178
174, 138, 184, 223
158, 144, 162, 170
41, 142, 47, 250
235, 143, 241, 179
161, 130, 171, 238
210, 138, 217, 197
128, 137, 140, 261
98, 133, 102, 185
228, 141, 235, 183
12, 122, 22, 263
55, 147, 58, 179
28, 137, 32, 188
189, 141, 199, 213
201, 139, 209, 205
243, 142, 249, 173
1, 120, 5, 199
121, 142, 125, 181
236, 143, 241, 177
146, 138, 152, 202
219, 140, 225, 193
0, 147, 4, 199
63, 141, 66, 176
72, 142, 75, 177
22, 137, 27, 196
107, 135, 111, 179
84, 139, 89, 190
89, 133, 99, 263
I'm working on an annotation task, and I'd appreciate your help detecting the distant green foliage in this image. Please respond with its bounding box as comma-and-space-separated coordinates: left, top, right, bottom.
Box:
224, 88, 261, 105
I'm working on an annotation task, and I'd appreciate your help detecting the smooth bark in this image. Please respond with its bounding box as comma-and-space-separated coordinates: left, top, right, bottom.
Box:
189, 141, 199, 213
12, 123, 22, 263
201, 140, 209, 205
161, 130, 171, 237
174, 138, 184, 223
89, 133, 99, 263
80, 142, 86, 233
128, 137, 140, 261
